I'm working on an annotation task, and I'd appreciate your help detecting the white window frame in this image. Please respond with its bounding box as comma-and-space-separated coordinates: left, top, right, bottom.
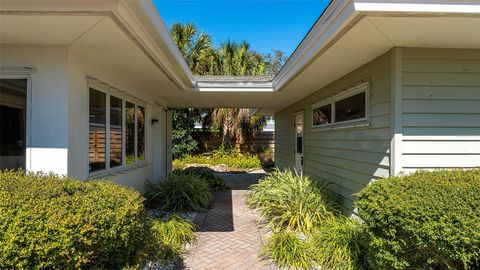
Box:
311, 81, 370, 129
87, 79, 147, 177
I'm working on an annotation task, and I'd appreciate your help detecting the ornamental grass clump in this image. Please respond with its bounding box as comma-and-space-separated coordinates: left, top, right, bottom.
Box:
145, 171, 212, 212
248, 169, 369, 270
247, 169, 340, 233
140, 215, 196, 264
356, 169, 480, 270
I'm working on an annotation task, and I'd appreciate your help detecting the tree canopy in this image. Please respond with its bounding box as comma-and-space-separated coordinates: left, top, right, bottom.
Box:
170, 22, 286, 156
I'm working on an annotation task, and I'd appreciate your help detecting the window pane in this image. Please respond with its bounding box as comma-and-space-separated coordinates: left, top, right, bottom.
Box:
334, 92, 366, 123
125, 102, 135, 164
137, 106, 145, 161
110, 96, 123, 168
313, 104, 331, 126
0, 79, 27, 170
89, 88, 106, 172
296, 137, 303, 154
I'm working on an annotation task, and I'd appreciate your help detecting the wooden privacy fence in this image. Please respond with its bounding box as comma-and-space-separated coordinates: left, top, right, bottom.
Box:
193, 130, 275, 154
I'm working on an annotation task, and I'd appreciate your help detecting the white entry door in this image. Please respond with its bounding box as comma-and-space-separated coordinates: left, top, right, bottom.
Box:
294, 111, 304, 172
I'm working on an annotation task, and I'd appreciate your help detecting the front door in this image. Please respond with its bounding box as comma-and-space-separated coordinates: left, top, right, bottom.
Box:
294, 111, 304, 172
0, 79, 27, 170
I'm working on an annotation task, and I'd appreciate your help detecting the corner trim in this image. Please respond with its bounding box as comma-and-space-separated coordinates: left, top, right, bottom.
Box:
390, 47, 403, 176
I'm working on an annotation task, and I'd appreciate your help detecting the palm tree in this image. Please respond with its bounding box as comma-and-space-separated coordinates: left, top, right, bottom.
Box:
170, 23, 216, 75
170, 23, 269, 151
212, 108, 265, 148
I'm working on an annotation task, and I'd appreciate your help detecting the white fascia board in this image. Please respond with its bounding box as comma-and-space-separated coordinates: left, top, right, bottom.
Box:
113, 0, 196, 90
0, 0, 119, 12
272, 0, 358, 91
353, 1, 480, 14
196, 82, 274, 92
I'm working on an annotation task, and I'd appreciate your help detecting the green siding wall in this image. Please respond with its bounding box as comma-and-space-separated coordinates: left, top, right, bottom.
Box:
275, 51, 392, 211
401, 48, 480, 171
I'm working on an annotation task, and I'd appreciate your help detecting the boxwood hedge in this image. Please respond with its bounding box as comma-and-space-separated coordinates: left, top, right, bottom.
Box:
0, 171, 148, 269
356, 169, 480, 270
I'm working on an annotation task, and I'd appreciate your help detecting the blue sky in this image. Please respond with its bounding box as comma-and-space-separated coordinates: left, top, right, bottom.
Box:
153, 0, 331, 57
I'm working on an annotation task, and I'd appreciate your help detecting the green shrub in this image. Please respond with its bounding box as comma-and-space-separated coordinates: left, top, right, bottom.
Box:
0, 170, 148, 269
247, 169, 340, 233
145, 172, 212, 212
139, 215, 196, 264
173, 147, 261, 170
181, 167, 227, 191
356, 169, 480, 269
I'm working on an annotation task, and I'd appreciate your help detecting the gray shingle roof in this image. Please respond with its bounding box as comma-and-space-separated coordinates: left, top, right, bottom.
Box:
195, 75, 273, 83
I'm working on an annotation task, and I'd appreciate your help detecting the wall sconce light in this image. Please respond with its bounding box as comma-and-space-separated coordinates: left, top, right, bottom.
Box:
151, 119, 159, 125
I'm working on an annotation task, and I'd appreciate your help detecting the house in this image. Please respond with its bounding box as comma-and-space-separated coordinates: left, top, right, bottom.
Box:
1, 0, 479, 209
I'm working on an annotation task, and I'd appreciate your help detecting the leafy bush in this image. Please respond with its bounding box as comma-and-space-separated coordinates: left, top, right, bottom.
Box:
247, 169, 340, 233
356, 169, 480, 270
0, 170, 148, 269
140, 215, 196, 264
145, 172, 212, 212
173, 147, 261, 170
181, 167, 227, 191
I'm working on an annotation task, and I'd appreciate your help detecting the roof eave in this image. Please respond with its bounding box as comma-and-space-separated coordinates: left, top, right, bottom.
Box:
115, 0, 196, 90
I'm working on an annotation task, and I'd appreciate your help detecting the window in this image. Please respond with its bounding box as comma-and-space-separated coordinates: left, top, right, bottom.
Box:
335, 92, 365, 123
312, 82, 368, 128
110, 96, 123, 168
125, 102, 135, 165
89, 88, 106, 172
137, 106, 145, 161
88, 86, 146, 174
313, 104, 332, 126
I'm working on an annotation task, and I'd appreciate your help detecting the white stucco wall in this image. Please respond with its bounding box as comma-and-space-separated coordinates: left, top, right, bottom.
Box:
67, 48, 167, 193
0, 45, 167, 192
1, 45, 70, 175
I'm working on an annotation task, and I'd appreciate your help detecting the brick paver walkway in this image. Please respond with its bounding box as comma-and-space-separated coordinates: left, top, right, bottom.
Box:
183, 174, 274, 269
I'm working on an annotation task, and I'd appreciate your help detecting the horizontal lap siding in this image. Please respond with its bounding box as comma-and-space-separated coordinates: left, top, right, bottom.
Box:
275, 52, 392, 211
402, 48, 480, 170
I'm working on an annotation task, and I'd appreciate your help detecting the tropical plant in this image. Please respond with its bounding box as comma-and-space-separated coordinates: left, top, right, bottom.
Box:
169, 23, 275, 154
356, 169, 480, 270
170, 22, 217, 75
211, 108, 266, 147
171, 108, 202, 159
145, 172, 212, 212
247, 169, 340, 233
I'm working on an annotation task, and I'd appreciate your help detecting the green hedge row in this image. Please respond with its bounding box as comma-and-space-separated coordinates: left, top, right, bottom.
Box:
357, 169, 480, 269
0, 170, 196, 269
